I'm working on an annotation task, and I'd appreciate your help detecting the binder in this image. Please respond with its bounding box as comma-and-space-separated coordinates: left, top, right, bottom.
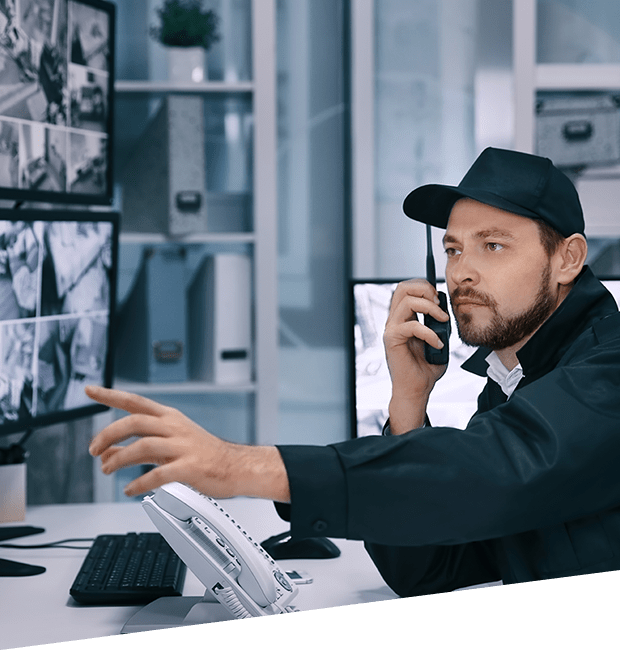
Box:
115, 245, 188, 382
121, 96, 208, 235
187, 253, 252, 384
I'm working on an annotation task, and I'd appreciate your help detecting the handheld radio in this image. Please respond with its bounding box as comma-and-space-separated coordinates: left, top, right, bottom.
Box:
423, 224, 450, 365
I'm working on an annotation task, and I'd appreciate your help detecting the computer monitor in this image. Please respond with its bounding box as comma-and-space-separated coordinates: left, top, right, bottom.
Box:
349, 276, 620, 438
0, 208, 118, 435
0, 0, 115, 205
0, 207, 118, 576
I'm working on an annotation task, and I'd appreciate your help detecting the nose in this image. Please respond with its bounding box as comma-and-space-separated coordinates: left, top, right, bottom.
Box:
447, 250, 480, 287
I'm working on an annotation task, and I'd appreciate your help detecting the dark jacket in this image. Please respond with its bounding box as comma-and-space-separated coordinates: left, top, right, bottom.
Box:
276, 267, 620, 596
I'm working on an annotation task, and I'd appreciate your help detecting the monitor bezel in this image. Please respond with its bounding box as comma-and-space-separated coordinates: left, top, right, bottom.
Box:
0, 206, 119, 437
0, 0, 116, 207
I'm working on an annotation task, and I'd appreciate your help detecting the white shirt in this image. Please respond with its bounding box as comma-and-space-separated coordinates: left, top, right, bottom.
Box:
485, 351, 524, 398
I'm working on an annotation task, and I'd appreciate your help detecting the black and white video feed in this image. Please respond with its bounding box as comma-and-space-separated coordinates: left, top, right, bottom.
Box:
45, 123, 67, 187
0, 1, 111, 201
0, 0, 69, 125
41, 220, 111, 315
36, 312, 107, 413
64, 313, 107, 408
353, 283, 395, 437
0, 320, 34, 423
68, 129, 105, 194
0, 221, 40, 319
0, 119, 19, 187
19, 121, 66, 191
69, 0, 109, 72
0, 217, 112, 422
69, 65, 106, 132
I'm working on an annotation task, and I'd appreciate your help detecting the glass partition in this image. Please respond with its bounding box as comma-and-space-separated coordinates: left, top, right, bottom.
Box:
537, 0, 620, 64
114, 0, 252, 82
374, 0, 513, 279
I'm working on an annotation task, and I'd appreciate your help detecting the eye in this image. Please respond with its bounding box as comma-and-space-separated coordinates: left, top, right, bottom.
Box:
444, 247, 461, 257
486, 242, 504, 252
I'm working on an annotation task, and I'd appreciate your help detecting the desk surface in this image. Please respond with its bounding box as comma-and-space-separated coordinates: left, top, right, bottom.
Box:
0, 499, 396, 649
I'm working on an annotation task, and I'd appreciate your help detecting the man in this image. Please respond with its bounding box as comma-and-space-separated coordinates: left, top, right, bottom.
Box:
88, 147, 620, 595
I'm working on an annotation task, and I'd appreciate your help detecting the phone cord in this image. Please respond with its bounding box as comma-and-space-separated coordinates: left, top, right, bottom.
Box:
215, 585, 252, 619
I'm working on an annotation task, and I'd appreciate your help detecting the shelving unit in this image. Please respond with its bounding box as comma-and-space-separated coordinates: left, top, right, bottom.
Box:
119, 232, 255, 244
513, 0, 620, 242
94, 0, 277, 501
514, 0, 620, 152
115, 81, 255, 93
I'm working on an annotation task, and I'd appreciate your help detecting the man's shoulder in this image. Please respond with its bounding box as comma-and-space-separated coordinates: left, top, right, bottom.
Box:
592, 311, 620, 345
560, 310, 620, 368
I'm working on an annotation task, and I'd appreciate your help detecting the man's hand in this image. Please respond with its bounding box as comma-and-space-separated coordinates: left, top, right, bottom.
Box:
86, 386, 290, 503
383, 279, 450, 434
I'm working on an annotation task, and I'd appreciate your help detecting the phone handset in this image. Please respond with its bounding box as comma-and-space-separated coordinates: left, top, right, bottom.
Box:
423, 224, 450, 365
142, 482, 298, 618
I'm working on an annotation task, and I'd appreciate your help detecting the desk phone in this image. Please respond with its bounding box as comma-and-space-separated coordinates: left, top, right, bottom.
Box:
140, 482, 299, 621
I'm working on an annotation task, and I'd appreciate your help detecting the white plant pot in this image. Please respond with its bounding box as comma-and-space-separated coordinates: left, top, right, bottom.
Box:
0, 463, 26, 522
167, 46, 207, 83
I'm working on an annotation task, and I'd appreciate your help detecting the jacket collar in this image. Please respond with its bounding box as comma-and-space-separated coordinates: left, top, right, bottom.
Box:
461, 266, 618, 379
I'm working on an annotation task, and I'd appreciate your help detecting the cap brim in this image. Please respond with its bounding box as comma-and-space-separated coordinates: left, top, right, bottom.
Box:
403, 185, 542, 228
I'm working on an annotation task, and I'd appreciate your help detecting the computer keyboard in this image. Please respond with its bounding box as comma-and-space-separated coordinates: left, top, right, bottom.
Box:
70, 532, 187, 605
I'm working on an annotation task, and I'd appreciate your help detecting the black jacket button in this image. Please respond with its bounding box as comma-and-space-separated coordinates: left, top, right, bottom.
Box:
312, 520, 328, 533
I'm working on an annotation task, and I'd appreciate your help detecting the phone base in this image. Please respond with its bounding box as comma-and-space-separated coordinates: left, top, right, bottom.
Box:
121, 595, 236, 634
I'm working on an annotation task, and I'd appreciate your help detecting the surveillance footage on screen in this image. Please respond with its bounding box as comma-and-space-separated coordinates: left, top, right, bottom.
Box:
0, 219, 113, 424
0, 0, 110, 197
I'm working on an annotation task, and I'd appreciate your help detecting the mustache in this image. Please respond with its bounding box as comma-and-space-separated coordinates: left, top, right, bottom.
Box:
450, 286, 496, 308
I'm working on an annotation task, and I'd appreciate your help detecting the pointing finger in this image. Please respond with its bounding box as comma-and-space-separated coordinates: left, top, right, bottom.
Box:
85, 385, 171, 417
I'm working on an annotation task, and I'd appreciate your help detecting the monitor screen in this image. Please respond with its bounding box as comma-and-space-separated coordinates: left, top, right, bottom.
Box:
350, 276, 620, 438
0, 0, 115, 205
0, 207, 118, 435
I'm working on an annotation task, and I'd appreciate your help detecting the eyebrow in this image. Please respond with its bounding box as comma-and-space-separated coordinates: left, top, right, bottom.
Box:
443, 228, 516, 245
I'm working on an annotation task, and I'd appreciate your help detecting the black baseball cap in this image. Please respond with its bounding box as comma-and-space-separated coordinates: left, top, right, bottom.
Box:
402, 147, 585, 237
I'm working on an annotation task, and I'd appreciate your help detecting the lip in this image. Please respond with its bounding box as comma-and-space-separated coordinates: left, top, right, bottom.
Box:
454, 300, 487, 307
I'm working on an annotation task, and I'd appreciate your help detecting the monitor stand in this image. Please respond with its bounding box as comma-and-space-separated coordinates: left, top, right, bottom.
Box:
121, 594, 236, 634
0, 525, 46, 576
0, 556, 45, 576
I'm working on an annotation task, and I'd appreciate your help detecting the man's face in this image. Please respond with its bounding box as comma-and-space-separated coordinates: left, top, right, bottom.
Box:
443, 198, 560, 351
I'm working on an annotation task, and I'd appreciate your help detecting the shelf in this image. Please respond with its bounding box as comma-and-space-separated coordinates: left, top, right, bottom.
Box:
115, 80, 254, 94
536, 64, 620, 90
114, 381, 257, 395
119, 232, 255, 244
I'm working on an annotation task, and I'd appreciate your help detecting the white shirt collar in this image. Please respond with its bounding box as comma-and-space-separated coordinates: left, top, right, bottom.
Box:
485, 351, 524, 398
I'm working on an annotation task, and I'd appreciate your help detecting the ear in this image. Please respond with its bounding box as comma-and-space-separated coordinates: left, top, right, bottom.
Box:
554, 234, 588, 285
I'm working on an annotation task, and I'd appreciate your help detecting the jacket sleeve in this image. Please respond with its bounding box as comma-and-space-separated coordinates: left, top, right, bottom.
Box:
275, 316, 620, 548
363, 540, 500, 597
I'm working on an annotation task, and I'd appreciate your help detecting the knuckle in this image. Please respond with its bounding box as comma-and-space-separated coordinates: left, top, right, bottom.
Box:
125, 413, 145, 430
136, 436, 156, 454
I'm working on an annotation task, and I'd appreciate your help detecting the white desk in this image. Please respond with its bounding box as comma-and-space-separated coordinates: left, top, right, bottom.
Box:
0, 499, 397, 649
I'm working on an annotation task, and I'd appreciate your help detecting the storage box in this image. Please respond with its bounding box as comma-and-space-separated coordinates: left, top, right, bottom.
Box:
536, 92, 620, 168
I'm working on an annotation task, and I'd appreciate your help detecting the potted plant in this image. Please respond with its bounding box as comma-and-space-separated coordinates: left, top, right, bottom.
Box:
150, 0, 220, 82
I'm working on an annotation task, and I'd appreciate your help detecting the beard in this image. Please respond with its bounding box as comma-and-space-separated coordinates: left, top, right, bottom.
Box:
450, 264, 557, 351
